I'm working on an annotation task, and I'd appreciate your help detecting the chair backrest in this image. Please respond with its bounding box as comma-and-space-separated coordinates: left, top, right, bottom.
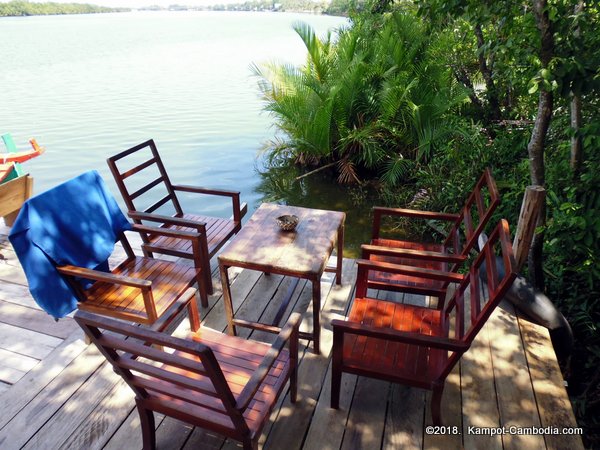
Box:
443, 168, 500, 257
445, 218, 516, 345
107, 139, 183, 218
74, 309, 252, 437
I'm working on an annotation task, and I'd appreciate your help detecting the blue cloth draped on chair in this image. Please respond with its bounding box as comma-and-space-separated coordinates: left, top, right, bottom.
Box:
9, 170, 131, 318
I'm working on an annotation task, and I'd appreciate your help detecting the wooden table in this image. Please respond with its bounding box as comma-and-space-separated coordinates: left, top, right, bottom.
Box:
218, 203, 345, 354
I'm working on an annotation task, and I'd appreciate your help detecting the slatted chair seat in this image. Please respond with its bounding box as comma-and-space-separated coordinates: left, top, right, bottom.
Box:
145, 213, 238, 257
81, 257, 199, 324
75, 309, 301, 450
362, 168, 500, 309
107, 139, 247, 307
341, 297, 447, 385
332, 219, 517, 425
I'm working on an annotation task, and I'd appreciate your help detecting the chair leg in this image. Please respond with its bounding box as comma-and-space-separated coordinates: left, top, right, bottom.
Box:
242, 438, 258, 450
196, 274, 209, 308
431, 384, 444, 426
331, 328, 343, 409
437, 289, 447, 310
136, 399, 156, 450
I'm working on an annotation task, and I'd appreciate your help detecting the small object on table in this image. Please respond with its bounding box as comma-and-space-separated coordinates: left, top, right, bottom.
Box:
276, 214, 299, 231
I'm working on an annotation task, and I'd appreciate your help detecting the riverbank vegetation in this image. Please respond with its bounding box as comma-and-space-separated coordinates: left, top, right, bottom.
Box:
253, 1, 600, 445
0, 1, 126, 16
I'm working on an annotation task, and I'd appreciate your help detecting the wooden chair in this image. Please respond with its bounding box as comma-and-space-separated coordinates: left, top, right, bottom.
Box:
107, 139, 248, 307
58, 226, 202, 330
8, 169, 202, 329
331, 219, 516, 425
74, 309, 301, 450
362, 168, 499, 309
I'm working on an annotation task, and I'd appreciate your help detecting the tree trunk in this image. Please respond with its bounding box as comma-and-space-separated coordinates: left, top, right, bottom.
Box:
474, 24, 501, 122
570, 94, 583, 175
453, 66, 485, 116
570, 1, 584, 176
527, 0, 554, 291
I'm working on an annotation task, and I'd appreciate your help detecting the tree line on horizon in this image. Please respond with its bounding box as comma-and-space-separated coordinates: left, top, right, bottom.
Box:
0, 1, 127, 16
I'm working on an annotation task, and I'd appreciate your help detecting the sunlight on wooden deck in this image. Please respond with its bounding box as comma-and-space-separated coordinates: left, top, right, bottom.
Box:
0, 224, 583, 449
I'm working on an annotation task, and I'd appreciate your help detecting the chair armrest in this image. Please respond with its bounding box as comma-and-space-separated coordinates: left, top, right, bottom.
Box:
57, 264, 151, 289
130, 223, 202, 240
171, 185, 247, 222
128, 211, 207, 232
373, 206, 460, 221
361, 244, 467, 264
235, 312, 302, 411
372, 206, 460, 240
172, 184, 240, 197
356, 259, 465, 283
331, 319, 468, 352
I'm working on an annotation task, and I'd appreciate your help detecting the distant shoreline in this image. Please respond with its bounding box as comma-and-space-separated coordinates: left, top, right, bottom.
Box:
0, 1, 339, 18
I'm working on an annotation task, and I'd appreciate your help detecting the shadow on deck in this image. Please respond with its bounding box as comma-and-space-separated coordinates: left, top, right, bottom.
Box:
0, 226, 583, 450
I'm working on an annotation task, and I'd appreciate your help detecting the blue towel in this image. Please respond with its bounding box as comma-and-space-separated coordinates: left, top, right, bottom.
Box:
9, 170, 131, 318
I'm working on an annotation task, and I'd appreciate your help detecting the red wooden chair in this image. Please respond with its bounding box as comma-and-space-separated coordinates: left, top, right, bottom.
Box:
362, 168, 499, 309
331, 219, 516, 425
107, 139, 248, 307
74, 309, 301, 450
58, 231, 202, 330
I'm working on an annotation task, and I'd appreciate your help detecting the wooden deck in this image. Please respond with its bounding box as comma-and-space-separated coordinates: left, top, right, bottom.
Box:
0, 224, 584, 450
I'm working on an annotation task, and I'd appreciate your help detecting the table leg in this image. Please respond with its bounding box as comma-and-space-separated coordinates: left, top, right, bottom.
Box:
219, 264, 237, 336
336, 221, 344, 285
312, 278, 321, 354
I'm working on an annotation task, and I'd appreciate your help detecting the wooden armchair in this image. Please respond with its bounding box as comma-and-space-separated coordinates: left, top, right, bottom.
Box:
59, 225, 202, 330
74, 309, 301, 450
107, 139, 248, 307
331, 219, 516, 425
8, 169, 201, 330
362, 168, 499, 309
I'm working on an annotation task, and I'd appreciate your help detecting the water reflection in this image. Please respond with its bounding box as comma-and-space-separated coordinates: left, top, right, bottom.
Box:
255, 162, 378, 258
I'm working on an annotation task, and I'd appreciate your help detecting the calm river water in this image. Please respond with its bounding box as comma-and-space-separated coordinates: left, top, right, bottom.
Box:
1, 11, 376, 256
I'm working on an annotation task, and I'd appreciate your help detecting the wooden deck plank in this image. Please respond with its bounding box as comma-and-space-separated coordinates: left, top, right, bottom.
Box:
461, 319, 503, 450
21, 360, 122, 450
260, 259, 357, 450
0, 338, 103, 449
102, 411, 167, 450
0, 280, 40, 310
0, 241, 27, 286
383, 384, 425, 450
486, 301, 545, 450
303, 361, 357, 450
56, 379, 135, 450
340, 377, 390, 450
0, 347, 38, 373
0, 299, 79, 339
0, 322, 63, 360
518, 313, 584, 450
0, 329, 86, 431
422, 364, 463, 449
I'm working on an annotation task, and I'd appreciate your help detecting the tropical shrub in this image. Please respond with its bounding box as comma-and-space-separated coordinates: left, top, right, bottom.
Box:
252, 10, 469, 185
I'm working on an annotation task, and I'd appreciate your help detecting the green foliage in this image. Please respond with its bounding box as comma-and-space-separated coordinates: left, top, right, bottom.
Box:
254, 2, 600, 443
0, 1, 125, 16
253, 10, 468, 185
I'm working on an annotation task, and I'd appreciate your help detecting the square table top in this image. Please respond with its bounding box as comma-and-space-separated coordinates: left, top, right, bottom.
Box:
218, 203, 345, 277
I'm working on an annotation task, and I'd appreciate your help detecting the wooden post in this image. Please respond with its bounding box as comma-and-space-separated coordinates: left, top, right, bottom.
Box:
513, 185, 545, 273
1, 174, 33, 226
